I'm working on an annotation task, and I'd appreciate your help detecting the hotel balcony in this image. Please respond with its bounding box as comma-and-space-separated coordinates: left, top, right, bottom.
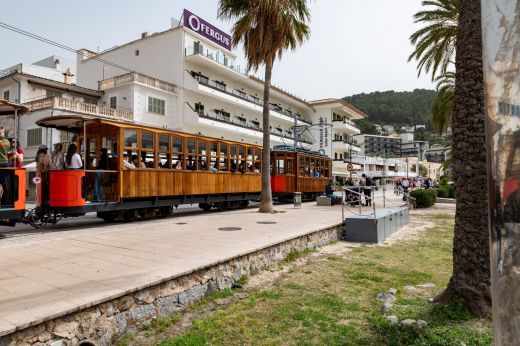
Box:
24, 96, 133, 121
332, 118, 361, 134
98, 72, 176, 94
194, 76, 312, 126
185, 45, 248, 80
193, 108, 313, 145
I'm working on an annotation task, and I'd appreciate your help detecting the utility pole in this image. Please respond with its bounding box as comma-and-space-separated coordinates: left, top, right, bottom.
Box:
406, 157, 409, 179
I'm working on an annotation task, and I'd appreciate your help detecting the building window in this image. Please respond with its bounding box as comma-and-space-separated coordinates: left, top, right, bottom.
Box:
3, 90, 9, 101
110, 96, 117, 109
195, 102, 205, 115
27, 128, 42, 147
46, 90, 63, 98
148, 97, 165, 115
214, 81, 226, 91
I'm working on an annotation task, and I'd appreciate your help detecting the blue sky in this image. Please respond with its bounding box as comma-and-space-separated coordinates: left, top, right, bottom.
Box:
0, 0, 435, 99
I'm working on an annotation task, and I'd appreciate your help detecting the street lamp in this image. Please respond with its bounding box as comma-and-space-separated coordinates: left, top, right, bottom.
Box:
406, 157, 409, 179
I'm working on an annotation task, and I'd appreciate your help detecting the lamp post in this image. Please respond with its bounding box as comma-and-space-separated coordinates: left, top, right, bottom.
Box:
405, 157, 409, 179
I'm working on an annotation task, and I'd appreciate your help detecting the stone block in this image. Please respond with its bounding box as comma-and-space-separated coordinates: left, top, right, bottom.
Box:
125, 304, 156, 322
178, 284, 208, 305
317, 196, 332, 206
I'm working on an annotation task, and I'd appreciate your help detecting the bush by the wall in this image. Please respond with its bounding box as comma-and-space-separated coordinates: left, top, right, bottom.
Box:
437, 186, 450, 198
410, 189, 437, 208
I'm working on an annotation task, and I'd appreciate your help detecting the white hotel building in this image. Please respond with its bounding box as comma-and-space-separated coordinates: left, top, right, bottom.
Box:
74, 11, 365, 177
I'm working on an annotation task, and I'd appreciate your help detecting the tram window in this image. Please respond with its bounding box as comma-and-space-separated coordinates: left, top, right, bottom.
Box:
158, 153, 170, 168
88, 138, 97, 169
209, 142, 218, 172
315, 159, 321, 177
159, 134, 169, 151
220, 157, 229, 171
220, 143, 228, 157
127, 150, 143, 168
141, 132, 154, 150
299, 156, 305, 176
287, 158, 294, 175
276, 158, 285, 174
198, 140, 208, 171
172, 136, 183, 153
246, 148, 253, 172
229, 145, 237, 172
187, 138, 196, 155
124, 130, 138, 148
172, 153, 184, 169
143, 151, 155, 168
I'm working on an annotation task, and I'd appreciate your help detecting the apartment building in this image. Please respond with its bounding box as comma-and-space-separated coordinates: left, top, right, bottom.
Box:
354, 133, 430, 161
425, 144, 451, 163
76, 10, 318, 149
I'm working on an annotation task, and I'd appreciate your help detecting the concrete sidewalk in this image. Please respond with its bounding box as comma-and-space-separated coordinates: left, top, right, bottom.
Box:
0, 201, 356, 336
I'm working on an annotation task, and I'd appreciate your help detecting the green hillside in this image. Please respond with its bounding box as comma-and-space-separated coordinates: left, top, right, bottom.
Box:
344, 89, 436, 127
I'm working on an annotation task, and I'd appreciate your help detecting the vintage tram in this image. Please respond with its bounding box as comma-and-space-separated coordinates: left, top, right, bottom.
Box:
0, 114, 332, 227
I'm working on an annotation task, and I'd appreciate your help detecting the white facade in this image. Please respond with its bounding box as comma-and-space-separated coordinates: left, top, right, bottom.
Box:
76, 22, 318, 148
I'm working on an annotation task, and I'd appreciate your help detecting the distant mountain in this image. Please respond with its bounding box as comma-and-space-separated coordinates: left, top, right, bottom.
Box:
344, 89, 436, 127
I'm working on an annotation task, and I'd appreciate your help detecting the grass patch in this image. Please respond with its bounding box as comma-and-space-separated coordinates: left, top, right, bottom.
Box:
141, 314, 181, 333
111, 332, 135, 346
139, 211, 492, 346
284, 247, 315, 262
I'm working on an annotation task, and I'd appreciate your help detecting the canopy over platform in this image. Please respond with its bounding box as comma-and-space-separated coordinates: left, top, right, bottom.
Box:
36, 115, 97, 132
0, 100, 28, 116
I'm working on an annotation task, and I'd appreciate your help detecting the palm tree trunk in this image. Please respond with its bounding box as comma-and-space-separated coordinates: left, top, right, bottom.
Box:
259, 58, 274, 213
433, 0, 491, 317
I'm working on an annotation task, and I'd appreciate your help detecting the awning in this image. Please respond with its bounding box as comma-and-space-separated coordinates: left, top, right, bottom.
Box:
36, 115, 97, 131
0, 100, 28, 116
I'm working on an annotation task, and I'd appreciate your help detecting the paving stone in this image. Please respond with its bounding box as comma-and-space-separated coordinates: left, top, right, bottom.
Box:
380, 302, 393, 314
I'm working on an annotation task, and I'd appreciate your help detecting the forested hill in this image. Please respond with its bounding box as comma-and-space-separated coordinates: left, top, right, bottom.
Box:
344, 89, 436, 126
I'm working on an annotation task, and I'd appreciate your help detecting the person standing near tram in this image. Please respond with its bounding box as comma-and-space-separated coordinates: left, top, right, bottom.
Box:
0, 127, 10, 205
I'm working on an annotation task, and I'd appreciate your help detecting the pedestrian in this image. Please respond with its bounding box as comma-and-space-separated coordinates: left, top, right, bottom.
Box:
35, 145, 51, 172
65, 143, 82, 169
362, 173, 373, 206
50, 143, 64, 170
8, 139, 23, 168
0, 127, 11, 205
401, 177, 410, 195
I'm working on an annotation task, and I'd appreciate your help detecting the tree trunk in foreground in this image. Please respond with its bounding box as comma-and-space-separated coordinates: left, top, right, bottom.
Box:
259, 58, 274, 213
433, 0, 491, 318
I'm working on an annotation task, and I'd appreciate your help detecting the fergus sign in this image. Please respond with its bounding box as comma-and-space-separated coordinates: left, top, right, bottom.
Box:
183, 9, 232, 51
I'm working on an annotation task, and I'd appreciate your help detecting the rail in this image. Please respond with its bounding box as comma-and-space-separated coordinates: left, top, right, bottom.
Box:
23, 97, 134, 121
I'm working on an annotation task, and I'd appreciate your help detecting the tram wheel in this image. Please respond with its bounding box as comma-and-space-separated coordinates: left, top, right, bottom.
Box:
199, 203, 212, 211
97, 211, 117, 223
159, 206, 174, 216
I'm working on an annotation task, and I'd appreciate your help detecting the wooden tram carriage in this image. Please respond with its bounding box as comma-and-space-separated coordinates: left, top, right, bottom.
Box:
270, 146, 332, 201
0, 114, 333, 227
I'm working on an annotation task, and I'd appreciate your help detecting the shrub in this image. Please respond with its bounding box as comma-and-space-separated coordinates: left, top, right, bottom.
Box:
436, 186, 450, 198
410, 189, 437, 208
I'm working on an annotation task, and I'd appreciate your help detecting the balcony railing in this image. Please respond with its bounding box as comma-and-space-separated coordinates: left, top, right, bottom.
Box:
98, 72, 176, 94
198, 111, 313, 144
186, 45, 247, 75
195, 77, 312, 125
24, 97, 133, 121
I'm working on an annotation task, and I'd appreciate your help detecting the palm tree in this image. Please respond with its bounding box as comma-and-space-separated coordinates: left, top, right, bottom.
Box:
408, 0, 459, 81
218, 0, 311, 213
430, 71, 454, 134
432, 0, 491, 317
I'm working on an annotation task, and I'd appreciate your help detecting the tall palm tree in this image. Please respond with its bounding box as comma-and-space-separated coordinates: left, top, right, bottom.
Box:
219, 0, 311, 213
408, 0, 459, 81
430, 71, 455, 134
432, 0, 491, 317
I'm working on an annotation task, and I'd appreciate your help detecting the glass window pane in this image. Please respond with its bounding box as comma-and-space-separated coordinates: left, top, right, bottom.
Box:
238, 146, 246, 159
172, 153, 184, 169
141, 132, 154, 149
230, 145, 237, 158
210, 142, 218, 156
198, 140, 207, 156
187, 138, 196, 154
172, 136, 183, 153
159, 153, 170, 168
124, 130, 137, 148
220, 143, 227, 157
159, 135, 169, 151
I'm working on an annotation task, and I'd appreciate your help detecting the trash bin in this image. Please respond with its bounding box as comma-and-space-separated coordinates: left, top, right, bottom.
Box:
294, 192, 302, 208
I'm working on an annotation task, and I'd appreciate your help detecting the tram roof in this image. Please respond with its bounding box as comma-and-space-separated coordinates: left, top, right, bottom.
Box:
36, 115, 263, 148
271, 145, 330, 159
0, 100, 28, 115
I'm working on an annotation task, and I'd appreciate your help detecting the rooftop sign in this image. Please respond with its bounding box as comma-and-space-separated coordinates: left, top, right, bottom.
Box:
183, 9, 232, 51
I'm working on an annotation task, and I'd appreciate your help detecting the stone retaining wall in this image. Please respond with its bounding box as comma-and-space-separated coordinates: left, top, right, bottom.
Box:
1, 225, 342, 346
